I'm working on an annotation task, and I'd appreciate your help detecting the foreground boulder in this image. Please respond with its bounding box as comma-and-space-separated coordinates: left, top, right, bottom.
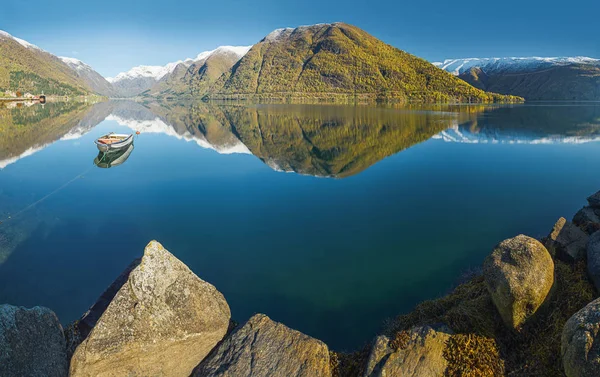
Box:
573, 206, 600, 235
0, 305, 68, 377
544, 217, 589, 261
363, 324, 452, 377
588, 191, 600, 208
587, 232, 600, 291
561, 297, 600, 376
483, 235, 554, 330
70, 240, 231, 377
193, 314, 331, 377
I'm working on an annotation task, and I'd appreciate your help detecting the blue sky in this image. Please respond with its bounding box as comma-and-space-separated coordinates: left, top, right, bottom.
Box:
1, 0, 598, 78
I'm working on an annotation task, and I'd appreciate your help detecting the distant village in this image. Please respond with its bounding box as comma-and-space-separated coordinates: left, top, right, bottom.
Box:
0, 90, 46, 103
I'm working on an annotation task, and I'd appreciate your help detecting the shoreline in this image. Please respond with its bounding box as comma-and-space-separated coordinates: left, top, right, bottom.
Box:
2, 190, 600, 376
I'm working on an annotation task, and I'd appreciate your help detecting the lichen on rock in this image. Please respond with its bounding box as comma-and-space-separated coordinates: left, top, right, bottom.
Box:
544, 217, 589, 261
561, 297, 600, 377
69, 240, 231, 377
363, 324, 452, 377
483, 234, 554, 331
193, 313, 332, 377
0, 304, 68, 377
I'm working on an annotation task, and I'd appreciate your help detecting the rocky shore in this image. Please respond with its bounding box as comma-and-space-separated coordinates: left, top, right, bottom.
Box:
2, 191, 600, 376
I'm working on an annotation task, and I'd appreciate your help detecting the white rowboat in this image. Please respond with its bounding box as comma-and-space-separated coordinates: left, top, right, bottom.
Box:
95, 133, 134, 153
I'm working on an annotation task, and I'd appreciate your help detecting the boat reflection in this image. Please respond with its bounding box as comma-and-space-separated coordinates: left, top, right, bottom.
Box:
93, 144, 135, 169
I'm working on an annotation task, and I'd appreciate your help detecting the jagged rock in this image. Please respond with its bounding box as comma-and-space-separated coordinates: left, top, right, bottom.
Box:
193, 314, 331, 377
573, 206, 600, 235
363, 324, 453, 377
587, 232, 600, 291
544, 217, 589, 261
587, 191, 600, 208
70, 241, 231, 377
483, 235, 554, 330
0, 305, 68, 377
561, 297, 600, 376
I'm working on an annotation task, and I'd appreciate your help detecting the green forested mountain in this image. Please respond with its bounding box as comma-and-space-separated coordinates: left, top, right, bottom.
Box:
149, 47, 251, 98
0, 31, 90, 96
206, 23, 522, 103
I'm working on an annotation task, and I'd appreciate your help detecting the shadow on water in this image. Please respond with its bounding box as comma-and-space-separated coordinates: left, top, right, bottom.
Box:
0, 216, 146, 325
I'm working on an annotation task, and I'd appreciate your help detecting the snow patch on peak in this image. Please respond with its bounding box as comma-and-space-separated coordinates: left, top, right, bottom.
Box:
59, 56, 93, 72
262, 23, 340, 43
0, 30, 42, 50
433, 56, 600, 76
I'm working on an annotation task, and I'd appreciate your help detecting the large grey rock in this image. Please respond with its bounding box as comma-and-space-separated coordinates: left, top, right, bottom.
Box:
544, 217, 589, 261
573, 206, 600, 235
483, 235, 554, 330
364, 324, 452, 377
70, 240, 231, 377
587, 191, 600, 208
587, 232, 600, 291
193, 314, 331, 377
0, 305, 68, 377
561, 297, 600, 376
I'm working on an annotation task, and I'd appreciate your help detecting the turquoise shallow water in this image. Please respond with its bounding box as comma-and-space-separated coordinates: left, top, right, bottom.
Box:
0, 101, 599, 350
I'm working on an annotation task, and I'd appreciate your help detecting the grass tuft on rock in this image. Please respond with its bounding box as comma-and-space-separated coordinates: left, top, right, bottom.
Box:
443, 334, 505, 376
330, 347, 370, 377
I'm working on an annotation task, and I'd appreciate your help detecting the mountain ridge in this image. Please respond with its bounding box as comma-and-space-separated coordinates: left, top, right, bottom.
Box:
108, 46, 251, 97
434, 56, 600, 100
0, 30, 91, 96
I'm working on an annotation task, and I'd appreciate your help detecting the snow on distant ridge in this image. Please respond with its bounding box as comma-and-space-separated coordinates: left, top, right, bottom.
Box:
0, 30, 43, 50
107, 45, 252, 84
433, 56, 600, 75
59, 56, 95, 72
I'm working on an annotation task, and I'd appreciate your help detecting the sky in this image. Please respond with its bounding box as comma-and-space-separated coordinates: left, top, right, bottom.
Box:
1, 0, 599, 78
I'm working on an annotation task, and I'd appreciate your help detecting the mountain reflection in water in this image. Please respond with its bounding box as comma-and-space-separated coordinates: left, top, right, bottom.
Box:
2, 101, 599, 176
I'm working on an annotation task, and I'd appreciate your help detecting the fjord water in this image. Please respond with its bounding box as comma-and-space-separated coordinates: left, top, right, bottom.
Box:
0, 101, 599, 350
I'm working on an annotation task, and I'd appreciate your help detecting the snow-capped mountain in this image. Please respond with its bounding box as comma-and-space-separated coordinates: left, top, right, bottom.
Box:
107, 46, 252, 98
0, 30, 91, 95
433, 56, 600, 76
60, 57, 116, 97
0, 30, 43, 51
433, 56, 600, 101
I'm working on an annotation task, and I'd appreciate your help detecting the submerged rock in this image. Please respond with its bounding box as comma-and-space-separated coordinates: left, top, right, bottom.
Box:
587, 191, 600, 208
587, 232, 600, 291
544, 217, 589, 261
0, 305, 68, 377
561, 297, 600, 376
193, 314, 331, 377
70, 240, 231, 377
363, 324, 452, 377
483, 235, 554, 330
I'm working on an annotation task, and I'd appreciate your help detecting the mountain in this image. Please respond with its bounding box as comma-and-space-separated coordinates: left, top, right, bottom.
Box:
108, 46, 251, 98
59, 57, 116, 97
0, 30, 91, 96
148, 46, 251, 98
207, 23, 522, 103
107, 63, 181, 97
434, 57, 600, 100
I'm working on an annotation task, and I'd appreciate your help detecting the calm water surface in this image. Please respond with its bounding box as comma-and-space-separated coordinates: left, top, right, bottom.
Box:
0, 101, 599, 350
